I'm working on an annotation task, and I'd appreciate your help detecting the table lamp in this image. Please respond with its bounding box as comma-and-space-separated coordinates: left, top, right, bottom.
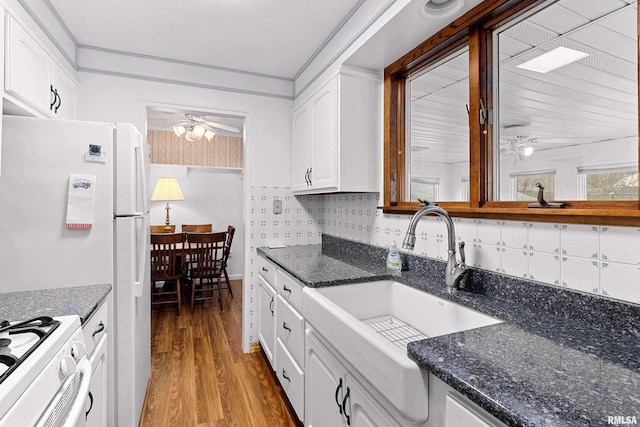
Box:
150, 177, 184, 232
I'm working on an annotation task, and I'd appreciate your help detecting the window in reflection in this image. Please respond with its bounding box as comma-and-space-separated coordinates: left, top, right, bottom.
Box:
407, 47, 469, 202
494, 0, 638, 201
579, 167, 638, 200
511, 172, 555, 201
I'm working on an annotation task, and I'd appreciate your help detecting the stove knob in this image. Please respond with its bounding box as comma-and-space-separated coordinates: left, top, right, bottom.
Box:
71, 341, 87, 361
59, 355, 77, 379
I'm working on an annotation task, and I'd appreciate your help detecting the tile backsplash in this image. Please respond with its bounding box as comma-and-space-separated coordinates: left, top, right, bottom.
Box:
247, 187, 640, 343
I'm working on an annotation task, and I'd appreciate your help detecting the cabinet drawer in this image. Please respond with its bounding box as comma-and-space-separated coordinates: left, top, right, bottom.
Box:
276, 295, 305, 368
276, 338, 304, 421
446, 393, 500, 427
276, 269, 304, 312
257, 255, 276, 286
83, 300, 108, 356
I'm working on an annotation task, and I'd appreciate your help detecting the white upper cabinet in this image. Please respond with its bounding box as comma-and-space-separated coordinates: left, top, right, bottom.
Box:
292, 67, 380, 194
4, 15, 77, 119
51, 65, 77, 119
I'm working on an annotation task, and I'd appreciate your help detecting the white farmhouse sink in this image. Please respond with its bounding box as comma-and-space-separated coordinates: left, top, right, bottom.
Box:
302, 280, 502, 423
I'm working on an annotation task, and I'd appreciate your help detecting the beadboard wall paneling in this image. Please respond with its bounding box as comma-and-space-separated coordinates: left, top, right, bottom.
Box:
147, 130, 243, 168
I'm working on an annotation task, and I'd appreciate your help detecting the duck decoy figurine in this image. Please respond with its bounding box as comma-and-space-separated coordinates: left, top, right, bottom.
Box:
527, 183, 565, 209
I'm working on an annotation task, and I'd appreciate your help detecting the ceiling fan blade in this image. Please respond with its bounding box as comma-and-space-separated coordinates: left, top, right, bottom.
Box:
530, 137, 593, 144
188, 115, 241, 134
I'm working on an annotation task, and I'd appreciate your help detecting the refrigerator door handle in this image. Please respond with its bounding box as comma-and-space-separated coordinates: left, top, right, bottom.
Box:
133, 214, 148, 298
136, 138, 149, 214
114, 213, 147, 218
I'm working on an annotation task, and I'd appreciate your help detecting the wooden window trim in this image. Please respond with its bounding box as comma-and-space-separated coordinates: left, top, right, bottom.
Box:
382, 0, 640, 226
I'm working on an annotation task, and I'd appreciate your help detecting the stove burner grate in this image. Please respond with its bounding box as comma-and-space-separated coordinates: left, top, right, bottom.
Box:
0, 317, 60, 385
0, 338, 10, 350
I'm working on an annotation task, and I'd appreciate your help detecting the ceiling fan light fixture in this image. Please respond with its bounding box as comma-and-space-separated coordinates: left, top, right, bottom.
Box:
517, 145, 534, 160
204, 130, 215, 141
185, 130, 196, 141
173, 125, 186, 137
193, 124, 206, 137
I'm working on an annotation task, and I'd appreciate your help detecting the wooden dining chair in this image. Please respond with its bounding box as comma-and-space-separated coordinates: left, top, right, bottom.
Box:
220, 225, 236, 298
150, 224, 175, 233
182, 224, 212, 233
150, 233, 184, 314
186, 231, 226, 311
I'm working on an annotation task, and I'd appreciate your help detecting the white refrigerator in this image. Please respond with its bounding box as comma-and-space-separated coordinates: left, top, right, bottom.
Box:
0, 115, 151, 427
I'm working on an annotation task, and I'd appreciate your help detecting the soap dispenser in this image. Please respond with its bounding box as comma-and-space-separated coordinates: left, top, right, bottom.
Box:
387, 241, 402, 271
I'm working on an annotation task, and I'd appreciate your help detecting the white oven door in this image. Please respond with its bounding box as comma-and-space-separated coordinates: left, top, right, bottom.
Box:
36, 357, 93, 427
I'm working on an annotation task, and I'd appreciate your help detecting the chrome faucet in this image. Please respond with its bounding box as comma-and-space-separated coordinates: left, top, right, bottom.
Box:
402, 203, 468, 294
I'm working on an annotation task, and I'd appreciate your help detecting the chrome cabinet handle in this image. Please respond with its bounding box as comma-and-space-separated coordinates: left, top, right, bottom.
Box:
261, 267, 268, 273
282, 321, 291, 332
282, 369, 291, 382
282, 285, 292, 294
308, 167, 312, 186
269, 297, 274, 315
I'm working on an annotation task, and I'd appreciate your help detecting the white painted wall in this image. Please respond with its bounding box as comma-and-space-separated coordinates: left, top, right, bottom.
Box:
75, 73, 292, 185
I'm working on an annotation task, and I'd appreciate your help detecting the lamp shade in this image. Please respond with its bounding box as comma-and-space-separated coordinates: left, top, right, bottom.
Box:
150, 177, 184, 201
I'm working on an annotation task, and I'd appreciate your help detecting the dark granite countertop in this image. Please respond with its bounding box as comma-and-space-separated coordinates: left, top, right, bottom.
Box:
0, 284, 112, 325
258, 236, 640, 427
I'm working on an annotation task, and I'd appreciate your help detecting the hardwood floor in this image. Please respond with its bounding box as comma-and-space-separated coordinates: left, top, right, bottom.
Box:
140, 280, 299, 427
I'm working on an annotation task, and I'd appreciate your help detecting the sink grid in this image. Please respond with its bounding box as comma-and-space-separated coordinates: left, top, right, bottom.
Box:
361, 314, 429, 350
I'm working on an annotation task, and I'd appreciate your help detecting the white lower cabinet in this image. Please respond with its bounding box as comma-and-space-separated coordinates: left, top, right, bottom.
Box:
276, 338, 305, 420
257, 255, 306, 422
82, 295, 110, 427
305, 327, 399, 427
86, 335, 107, 427
258, 275, 277, 368
276, 294, 305, 367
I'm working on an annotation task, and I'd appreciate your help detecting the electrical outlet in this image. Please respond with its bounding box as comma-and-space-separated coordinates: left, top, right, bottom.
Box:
273, 199, 282, 214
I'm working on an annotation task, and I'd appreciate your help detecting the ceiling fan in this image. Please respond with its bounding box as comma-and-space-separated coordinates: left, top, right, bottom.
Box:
500, 124, 592, 160
171, 114, 241, 141
147, 110, 242, 140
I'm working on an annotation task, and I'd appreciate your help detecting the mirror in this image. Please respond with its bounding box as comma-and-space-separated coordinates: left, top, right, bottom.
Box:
407, 47, 470, 202
494, 0, 638, 201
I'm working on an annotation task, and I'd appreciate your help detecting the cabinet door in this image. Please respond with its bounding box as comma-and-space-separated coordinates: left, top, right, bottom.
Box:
51, 66, 77, 119
309, 78, 338, 191
346, 374, 400, 427
293, 104, 311, 191
305, 328, 348, 427
258, 276, 277, 369
276, 295, 305, 367
87, 335, 108, 427
276, 339, 305, 421
4, 16, 53, 115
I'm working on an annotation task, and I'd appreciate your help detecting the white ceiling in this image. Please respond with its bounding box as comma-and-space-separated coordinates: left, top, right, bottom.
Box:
48, 0, 359, 79
46, 0, 368, 133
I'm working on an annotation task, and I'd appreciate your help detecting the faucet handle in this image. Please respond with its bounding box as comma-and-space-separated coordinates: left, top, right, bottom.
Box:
458, 241, 466, 264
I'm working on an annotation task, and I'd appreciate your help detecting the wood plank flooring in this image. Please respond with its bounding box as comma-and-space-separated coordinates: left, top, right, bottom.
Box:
140, 280, 299, 427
